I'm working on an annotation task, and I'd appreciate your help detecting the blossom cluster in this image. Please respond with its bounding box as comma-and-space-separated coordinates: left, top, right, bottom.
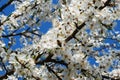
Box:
0, 0, 120, 80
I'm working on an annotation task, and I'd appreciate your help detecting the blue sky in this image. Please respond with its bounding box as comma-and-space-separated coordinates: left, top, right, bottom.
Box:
0, 0, 15, 15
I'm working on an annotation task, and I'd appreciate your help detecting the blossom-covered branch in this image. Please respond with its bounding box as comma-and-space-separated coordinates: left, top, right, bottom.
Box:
0, 0, 120, 80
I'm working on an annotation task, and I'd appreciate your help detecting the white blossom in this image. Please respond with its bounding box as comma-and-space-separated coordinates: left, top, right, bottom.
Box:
0, 0, 120, 80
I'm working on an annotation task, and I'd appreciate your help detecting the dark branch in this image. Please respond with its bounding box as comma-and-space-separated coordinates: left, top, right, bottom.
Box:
65, 0, 114, 43
46, 64, 62, 80
15, 56, 41, 80
99, 0, 112, 10
0, 57, 15, 79
35, 53, 68, 68
81, 68, 120, 80
102, 75, 120, 80
0, 69, 14, 79
0, 0, 14, 12
65, 22, 85, 42
2, 27, 41, 39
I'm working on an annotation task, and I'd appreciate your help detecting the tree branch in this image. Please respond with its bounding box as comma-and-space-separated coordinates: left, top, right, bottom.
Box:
15, 56, 40, 80
65, 22, 85, 42
99, 0, 112, 10
46, 64, 62, 80
0, 0, 14, 12
65, 0, 114, 43
0, 69, 14, 79
35, 53, 68, 68
81, 68, 120, 80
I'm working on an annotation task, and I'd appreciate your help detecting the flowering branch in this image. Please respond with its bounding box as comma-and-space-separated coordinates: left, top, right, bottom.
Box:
99, 0, 114, 10
0, 0, 120, 80
65, 22, 85, 42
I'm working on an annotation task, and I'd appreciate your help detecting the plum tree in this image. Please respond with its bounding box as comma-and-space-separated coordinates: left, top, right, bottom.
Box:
0, 0, 120, 80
